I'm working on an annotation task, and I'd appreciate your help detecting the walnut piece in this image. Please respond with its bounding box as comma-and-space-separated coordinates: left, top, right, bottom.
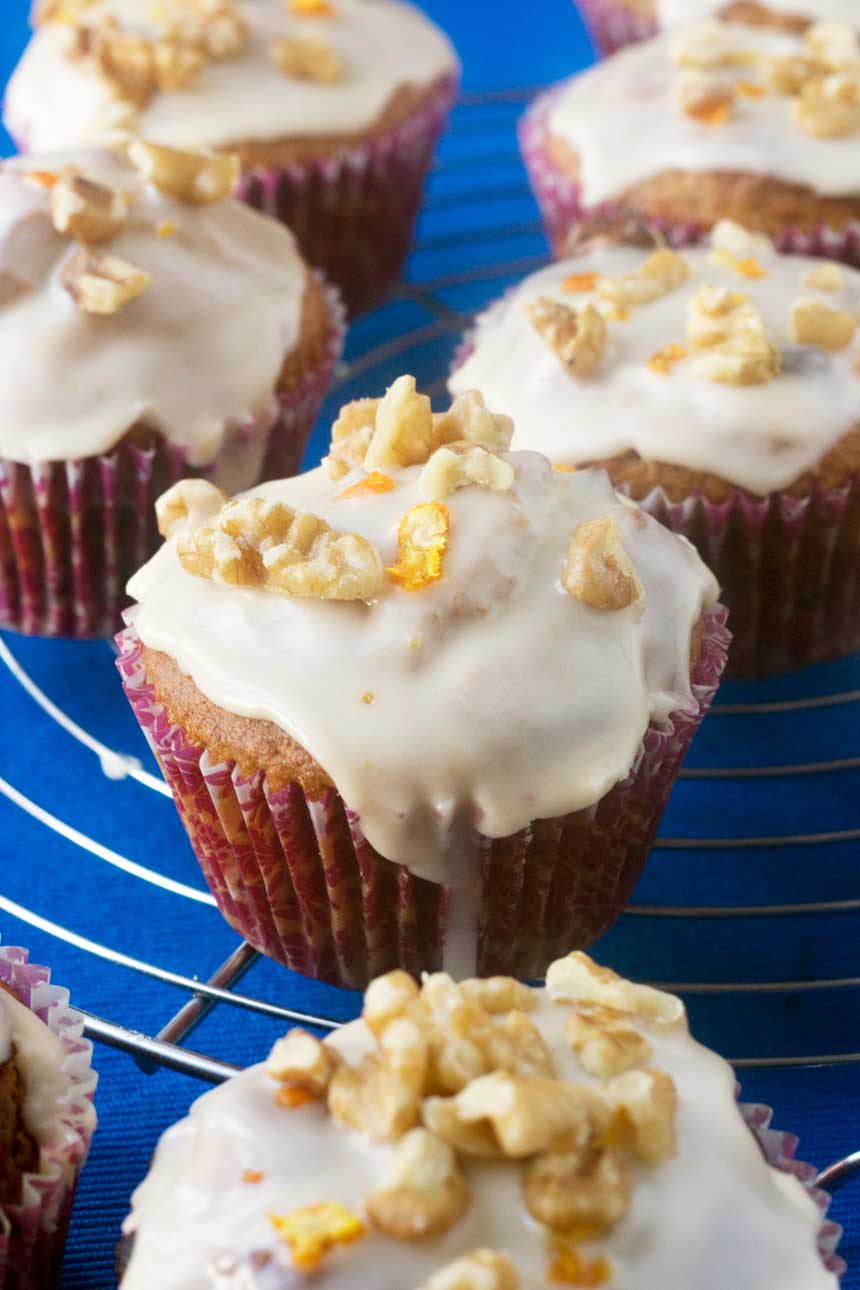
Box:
90, 22, 158, 106
804, 20, 860, 71
459, 977, 536, 1015
452, 1072, 600, 1159
567, 1004, 652, 1079
597, 247, 690, 308
127, 140, 239, 205
802, 262, 843, 292
793, 72, 860, 138
710, 219, 770, 270
328, 1018, 428, 1141
324, 398, 380, 480
162, 1, 249, 60
366, 1128, 471, 1240
271, 35, 343, 82
50, 170, 129, 243
417, 1250, 520, 1290
562, 516, 642, 613
153, 39, 208, 90
155, 479, 227, 538
762, 53, 819, 96
422, 1095, 504, 1158
791, 298, 856, 351
546, 952, 686, 1025
431, 390, 514, 454
606, 1069, 678, 1166
523, 1147, 631, 1235
677, 69, 733, 123
686, 285, 781, 385
267, 1029, 339, 1099
420, 444, 515, 501
524, 297, 606, 379
177, 496, 384, 601
670, 19, 744, 68
366, 375, 434, 472
363, 971, 421, 1037
61, 247, 151, 314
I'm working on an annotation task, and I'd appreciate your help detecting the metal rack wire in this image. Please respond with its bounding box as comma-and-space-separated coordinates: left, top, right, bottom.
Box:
1, 87, 859, 1196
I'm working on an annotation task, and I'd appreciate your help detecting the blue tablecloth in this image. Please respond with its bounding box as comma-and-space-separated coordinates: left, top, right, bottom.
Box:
0, 1, 858, 1285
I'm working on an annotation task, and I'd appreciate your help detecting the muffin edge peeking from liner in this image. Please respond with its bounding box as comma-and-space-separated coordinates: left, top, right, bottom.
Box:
576, 0, 658, 57
0, 939, 97, 1290
115, 386, 728, 987
116, 955, 843, 1288
0, 147, 346, 639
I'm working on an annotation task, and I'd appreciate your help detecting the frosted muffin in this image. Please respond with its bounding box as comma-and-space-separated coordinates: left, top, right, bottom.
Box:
118, 953, 841, 1288
117, 381, 726, 986
577, 0, 859, 57
522, 15, 860, 263
0, 144, 343, 637
0, 939, 97, 1290
452, 226, 860, 678
5, 0, 460, 316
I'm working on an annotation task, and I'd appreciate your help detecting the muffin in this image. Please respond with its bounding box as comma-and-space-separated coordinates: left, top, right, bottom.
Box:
451, 225, 860, 678
116, 380, 727, 987
0, 938, 97, 1290
577, 0, 858, 56
522, 14, 860, 264
0, 144, 343, 637
5, 0, 460, 316
118, 952, 842, 1287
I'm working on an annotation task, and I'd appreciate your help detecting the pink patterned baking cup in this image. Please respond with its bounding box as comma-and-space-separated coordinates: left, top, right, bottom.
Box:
0, 939, 97, 1290
115, 609, 729, 988
742, 1100, 845, 1279
521, 84, 860, 266
236, 76, 458, 318
576, 0, 657, 55
0, 278, 345, 639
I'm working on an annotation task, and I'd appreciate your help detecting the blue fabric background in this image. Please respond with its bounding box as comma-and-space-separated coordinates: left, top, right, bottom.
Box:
0, 1, 858, 1285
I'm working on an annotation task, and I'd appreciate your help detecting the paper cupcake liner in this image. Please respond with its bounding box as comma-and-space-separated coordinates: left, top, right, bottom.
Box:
741, 1100, 846, 1279
115, 609, 728, 988
0, 278, 344, 639
236, 76, 458, 317
0, 939, 97, 1290
575, 0, 657, 55
521, 85, 860, 266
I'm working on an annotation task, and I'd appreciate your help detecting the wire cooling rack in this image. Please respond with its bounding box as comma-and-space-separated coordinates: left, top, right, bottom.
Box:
2, 88, 860, 1210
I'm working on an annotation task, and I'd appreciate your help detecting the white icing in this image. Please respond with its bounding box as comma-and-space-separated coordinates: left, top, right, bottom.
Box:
0, 989, 72, 1151
4, 0, 459, 154
450, 242, 860, 495
126, 453, 718, 884
659, 0, 860, 26
120, 980, 836, 1290
0, 149, 308, 471
547, 24, 860, 207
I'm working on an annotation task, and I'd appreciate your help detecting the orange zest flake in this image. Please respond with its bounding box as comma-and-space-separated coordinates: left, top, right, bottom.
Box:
688, 100, 732, 126
711, 248, 766, 279
270, 1203, 366, 1271
337, 471, 396, 500
289, 0, 335, 14
561, 271, 600, 294
735, 79, 766, 99
361, 692, 374, 705
276, 1084, 320, 1110
242, 1169, 265, 1184
647, 343, 688, 375
548, 1247, 613, 1287
156, 220, 177, 238
553, 463, 578, 473
387, 501, 450, 591
25, 170, 58, 190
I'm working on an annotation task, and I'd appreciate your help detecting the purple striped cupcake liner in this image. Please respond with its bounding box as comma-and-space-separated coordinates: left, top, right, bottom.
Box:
0, 939, 97, 1290
520, 84, 860, 266
115, 608, 729, 989
0, 277, 345, 639
575, 0, 657, 55
236, 76, 458, 318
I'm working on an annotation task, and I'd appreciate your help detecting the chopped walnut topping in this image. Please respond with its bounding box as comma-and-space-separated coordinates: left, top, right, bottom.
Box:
802, 262, 843, 292
61, 247, 151, 314
84, 20, 158, 106
677, 69, 733, 123
562, 517, 642, 613
127, 140, 239, 204
546, 952, 686, 1025
762, 53, 820, 95
451, 1072, 601, 1159
177, 496, 384, 601
460, 977, 536, 1015
270, 1203, 366, 1271
524, 298, 606, 379
793, 72, 860, 138
267, 1029, 339, 1099
153, 39, 208, 89
50, 170, 129, 244
791, 298, 856, 351
670, 19, 746, 68
418, 1250, 520, 1290
567, 1004, 652, 1079
387, 501, 450, 592
35, 0, 97, 22
523, 1146, 631, 1235
597, 248, 690, 308
366, 376, 434, 472
363, 970, 421, 1037
366, 1128, 471, 1240
804, 20, 860, 72
155, 479, 227, 538
686, 285, 781, 385
162, 1, 249, 60
420, 444, 515, 501
606, 1069, 677, 1166
432, 390, 514, 454
271, 35, 343, 82
422, 1095, 505, 1158
324, 399, 380, 480
329, 1017, 428, 1141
